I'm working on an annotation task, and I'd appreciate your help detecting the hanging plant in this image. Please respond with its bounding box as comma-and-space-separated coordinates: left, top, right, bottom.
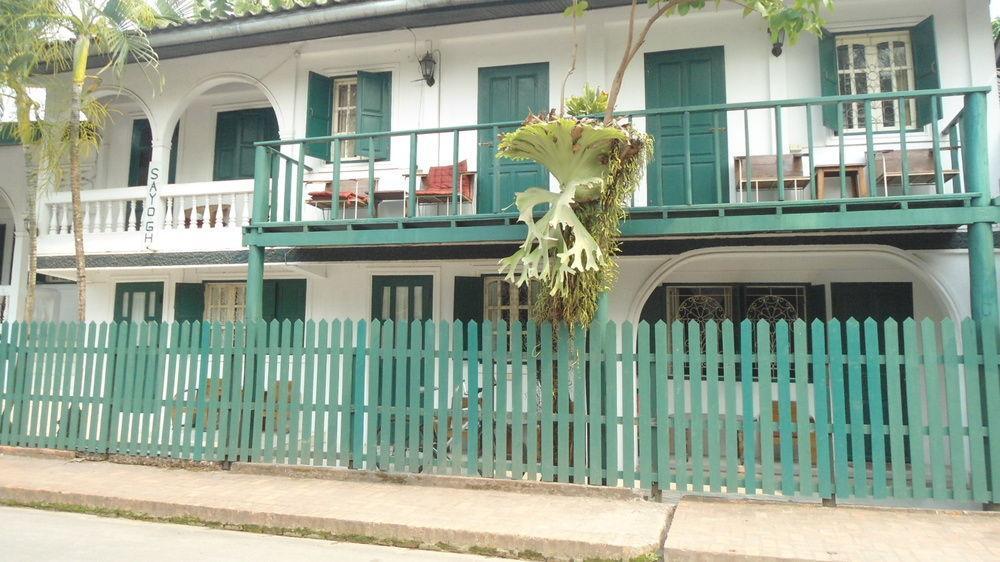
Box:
498, 95, 652, 326
496, 0, 830, 326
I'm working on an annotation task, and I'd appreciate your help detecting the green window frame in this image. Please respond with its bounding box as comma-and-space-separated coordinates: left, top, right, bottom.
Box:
371, 275, 432, 322
305, 70, 391, 161
113, 282, 164, 323
213, 107, 279, 181
173, 279, 306, 324
819, 16, 940, 131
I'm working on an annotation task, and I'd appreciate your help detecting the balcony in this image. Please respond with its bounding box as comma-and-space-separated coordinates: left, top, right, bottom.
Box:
37, 180, 254, 256
245, 87, 996, 250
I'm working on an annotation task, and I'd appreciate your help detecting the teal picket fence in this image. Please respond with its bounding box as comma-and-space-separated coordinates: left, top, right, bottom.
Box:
0, 318, 997, 504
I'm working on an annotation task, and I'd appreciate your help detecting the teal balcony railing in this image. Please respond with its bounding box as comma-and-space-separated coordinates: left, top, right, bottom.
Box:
248, 87, 994, 245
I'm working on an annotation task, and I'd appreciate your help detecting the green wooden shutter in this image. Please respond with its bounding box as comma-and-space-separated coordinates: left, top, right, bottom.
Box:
168, 123, 179, 184
273, 279, 307, 323
114, 282, 164, 323
128, 119, 153, 187
453, 276, 485, 324
911, 16, 941, 128
213, 111, 239, 180
356, 71, 391, 160
238, 109, 277, 179
818, 29, 840, 129
305, 72, 333, 160
262, 279, 277, 322
174, 283, 205, 323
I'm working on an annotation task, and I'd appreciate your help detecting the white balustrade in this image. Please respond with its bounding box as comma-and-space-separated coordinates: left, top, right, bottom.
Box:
159, 181, 253, 232
38, 180, 255, 255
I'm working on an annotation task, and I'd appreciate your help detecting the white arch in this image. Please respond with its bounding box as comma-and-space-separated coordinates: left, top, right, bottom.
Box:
91, 86, 157, 134
160, 72, 286, 143
624, 245, 963, 326
0, 184, 25, 233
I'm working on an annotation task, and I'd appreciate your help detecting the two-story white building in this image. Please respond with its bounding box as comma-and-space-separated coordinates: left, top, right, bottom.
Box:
0, 0, 997, 332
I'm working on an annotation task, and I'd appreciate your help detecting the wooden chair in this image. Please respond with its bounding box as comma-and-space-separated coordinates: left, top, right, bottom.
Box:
873, 149, 959, 193
734, 154, 811, 202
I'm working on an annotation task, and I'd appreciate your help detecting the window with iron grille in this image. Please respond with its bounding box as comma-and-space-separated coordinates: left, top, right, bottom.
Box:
835, 31, 917, 132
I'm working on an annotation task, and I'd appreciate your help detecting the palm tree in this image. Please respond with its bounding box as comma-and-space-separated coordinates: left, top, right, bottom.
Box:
0, 0, 65, 322
53, 1, 173, 320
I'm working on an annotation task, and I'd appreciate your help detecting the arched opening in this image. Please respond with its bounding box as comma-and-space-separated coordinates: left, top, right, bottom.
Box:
629, 247, 958, 329
89, 89, 156, 192
164, 76, 282, 186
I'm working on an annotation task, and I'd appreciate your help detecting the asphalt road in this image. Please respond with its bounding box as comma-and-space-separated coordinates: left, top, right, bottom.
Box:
0, 506, 506, 562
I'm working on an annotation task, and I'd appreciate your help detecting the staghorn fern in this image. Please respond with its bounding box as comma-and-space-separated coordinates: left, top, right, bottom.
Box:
496, 115, 629, 297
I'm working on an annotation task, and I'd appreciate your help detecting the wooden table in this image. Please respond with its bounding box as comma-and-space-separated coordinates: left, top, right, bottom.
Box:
306, 190, 408, 219
815, 164, 868, 199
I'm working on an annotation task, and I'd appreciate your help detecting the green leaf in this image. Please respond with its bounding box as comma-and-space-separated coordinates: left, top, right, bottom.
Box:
562, 0, 589, 18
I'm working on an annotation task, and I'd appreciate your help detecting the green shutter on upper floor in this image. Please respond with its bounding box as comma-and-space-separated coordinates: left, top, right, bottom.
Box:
305, 72, 333, 160
213, 111, 240, 181
818, 28, 839, 130
128, 119, 153, 187
130, 119, 180, 186
355, 70, 391, 160
213, 108, 279, 181
168, 123, 179, 184
911, 16, 941, 128
174, 283, 204, 323
453, 276, 485, 324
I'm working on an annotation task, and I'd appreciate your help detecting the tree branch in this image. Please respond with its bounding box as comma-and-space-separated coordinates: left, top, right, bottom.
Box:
605, 0, 692, 123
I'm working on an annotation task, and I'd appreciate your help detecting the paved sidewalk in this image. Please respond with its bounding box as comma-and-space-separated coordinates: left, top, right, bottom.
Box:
0, 453, 670, 560
665, 496, 1000, 561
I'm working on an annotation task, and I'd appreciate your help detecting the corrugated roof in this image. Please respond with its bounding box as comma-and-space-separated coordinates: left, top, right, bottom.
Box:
144, 0, 633, 61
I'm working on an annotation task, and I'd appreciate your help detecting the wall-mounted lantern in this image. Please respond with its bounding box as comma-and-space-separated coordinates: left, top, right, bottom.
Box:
418, 51, 437, 86
769, 28, 786, 58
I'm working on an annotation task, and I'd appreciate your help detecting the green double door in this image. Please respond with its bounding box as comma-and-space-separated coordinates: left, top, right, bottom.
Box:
477, 63, 549, 214
645, 47, 729, 206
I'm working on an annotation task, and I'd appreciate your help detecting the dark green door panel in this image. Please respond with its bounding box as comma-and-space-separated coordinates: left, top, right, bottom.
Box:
114, 282, 164, 323
371, 275, 433, 322
645, 47, 729, 206
477, 63, 549, 214
128, 119, 153, 187
213, 108, 279, 181
130, 120, 180, 186
831, 282, 914, 463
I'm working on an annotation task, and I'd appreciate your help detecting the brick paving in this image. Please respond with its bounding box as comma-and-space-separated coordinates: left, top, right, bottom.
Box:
0, 453, 670, 560
665, 496, 1000, 561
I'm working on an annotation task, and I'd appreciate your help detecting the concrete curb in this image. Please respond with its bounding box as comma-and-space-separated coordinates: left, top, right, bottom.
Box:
230, 462, 647, 501
0, 446, 76, 460
0, 484, 664, 561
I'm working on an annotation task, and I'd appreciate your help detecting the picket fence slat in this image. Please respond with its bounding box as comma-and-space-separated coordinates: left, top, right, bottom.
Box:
0, 317, 995, 505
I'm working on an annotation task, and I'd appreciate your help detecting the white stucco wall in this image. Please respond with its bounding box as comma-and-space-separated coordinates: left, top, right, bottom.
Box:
11, 0, 1000, 322
70, 243, 971, 324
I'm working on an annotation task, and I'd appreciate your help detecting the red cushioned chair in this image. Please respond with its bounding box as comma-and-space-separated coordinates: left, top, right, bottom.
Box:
414, 160, 475, 214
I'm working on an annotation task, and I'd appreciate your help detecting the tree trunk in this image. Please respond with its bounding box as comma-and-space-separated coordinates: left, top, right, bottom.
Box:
15, 91, 39, 323
69, 80, 87, 322
70, 37, 90, 322
21, 145, 38, 323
